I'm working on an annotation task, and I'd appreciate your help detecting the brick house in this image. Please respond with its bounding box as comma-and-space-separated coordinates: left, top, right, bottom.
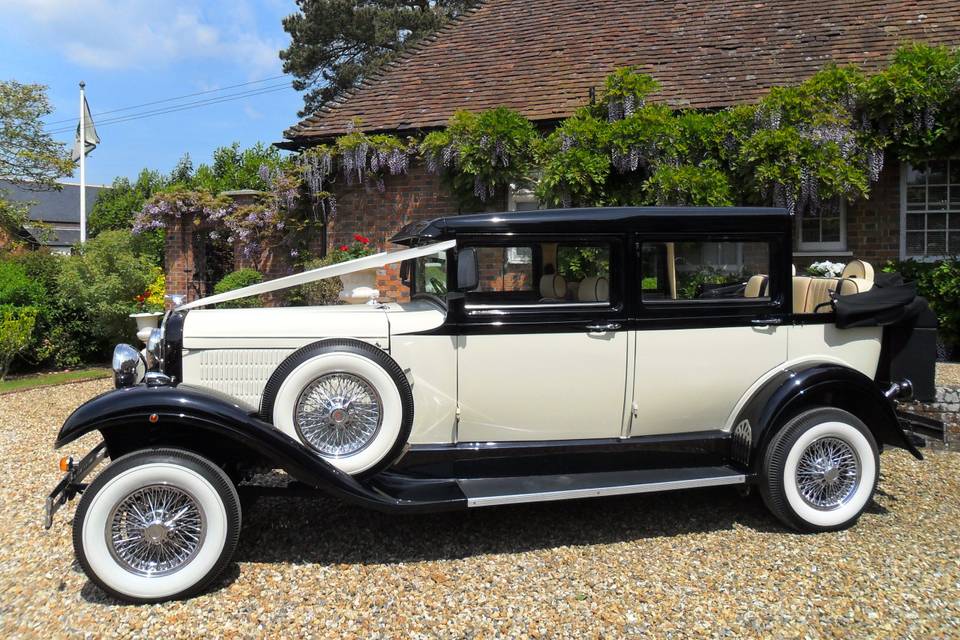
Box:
165, 0, 960, 301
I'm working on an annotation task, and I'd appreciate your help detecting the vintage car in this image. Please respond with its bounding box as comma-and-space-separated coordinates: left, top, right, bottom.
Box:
46, 207, 944, 602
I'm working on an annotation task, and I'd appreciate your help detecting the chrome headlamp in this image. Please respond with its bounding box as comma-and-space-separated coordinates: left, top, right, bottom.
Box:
144, 327, 163, 369
112, 343, 146, 388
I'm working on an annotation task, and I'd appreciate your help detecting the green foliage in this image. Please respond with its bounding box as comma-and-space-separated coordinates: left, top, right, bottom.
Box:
535, 113, 610, 207
191, 142, 283, 193
281, 1, 477, 116
213, 269, 263, 308
557, 247, 609, 282
0, 305, 37, 380
90, 169, 167, 265
0, 260, 44, 306
56, 230, 156, 358
643, 163, 734, 206
421, 107, 539, 206
864, 44, 960, 162
884, 258, 960, 348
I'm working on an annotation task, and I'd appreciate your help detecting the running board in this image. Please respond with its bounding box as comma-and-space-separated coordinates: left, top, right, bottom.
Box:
458, 466, 746, 508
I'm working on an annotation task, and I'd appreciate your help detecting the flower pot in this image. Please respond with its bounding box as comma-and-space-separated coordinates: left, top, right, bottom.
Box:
339, 269, 380, 304
130, 312, 164, 331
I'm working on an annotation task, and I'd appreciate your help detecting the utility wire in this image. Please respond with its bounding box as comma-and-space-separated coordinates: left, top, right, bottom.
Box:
47, 83, 292, 135
45, 74, 289, 125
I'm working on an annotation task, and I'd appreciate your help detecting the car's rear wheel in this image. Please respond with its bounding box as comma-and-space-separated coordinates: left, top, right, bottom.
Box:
73, 448, 241, 603
760, 407, 878, 532
262, 339, 414, 476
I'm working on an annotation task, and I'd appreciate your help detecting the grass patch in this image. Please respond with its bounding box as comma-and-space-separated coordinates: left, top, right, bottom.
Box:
0, 368, 112, 394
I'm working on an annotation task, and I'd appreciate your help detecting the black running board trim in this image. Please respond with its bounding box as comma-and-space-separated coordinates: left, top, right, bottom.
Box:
458, 466, 745, 507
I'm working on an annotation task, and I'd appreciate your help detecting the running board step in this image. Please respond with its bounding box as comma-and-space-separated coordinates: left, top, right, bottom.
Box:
458, 466, 746, 507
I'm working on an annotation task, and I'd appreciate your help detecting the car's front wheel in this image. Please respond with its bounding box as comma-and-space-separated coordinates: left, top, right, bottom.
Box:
73, 448, 241, 603
760, 407, 878, 532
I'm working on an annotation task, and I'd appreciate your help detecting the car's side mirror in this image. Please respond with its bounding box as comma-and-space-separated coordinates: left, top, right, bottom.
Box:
455, 247, 479, 292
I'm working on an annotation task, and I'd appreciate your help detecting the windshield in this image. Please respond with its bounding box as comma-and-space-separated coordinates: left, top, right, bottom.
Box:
411, 250, 449, 297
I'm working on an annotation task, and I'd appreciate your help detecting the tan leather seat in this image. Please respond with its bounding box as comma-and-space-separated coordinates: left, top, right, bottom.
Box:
578, 276, 609, 302
838, 259, 875, 295
744, 275, 768, 298
539, 274, 567, 301
804, 278, 839, 313
792, 276, 812, 314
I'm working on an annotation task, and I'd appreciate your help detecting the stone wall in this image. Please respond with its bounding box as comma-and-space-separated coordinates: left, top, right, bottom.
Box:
902, 386, 960, 448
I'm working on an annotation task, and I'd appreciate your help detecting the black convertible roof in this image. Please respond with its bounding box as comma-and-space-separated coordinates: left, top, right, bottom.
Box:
391, 207, 790, 245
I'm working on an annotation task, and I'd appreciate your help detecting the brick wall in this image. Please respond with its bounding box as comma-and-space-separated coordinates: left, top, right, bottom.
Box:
314, 161, 465, 301
164, 214, 207, 304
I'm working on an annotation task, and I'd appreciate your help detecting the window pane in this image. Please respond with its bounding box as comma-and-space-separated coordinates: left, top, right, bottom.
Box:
475, 247, 533, 293
642, 240, 770, 302
951, 185, 960, 207
927, 231, 947, 255
905, 164, 928, 185
928, 212, 948, 230
928, 160, 948, 184
821, 216, 841, 242
413, 251, 448, 296
951, 160, 960, 185
928, 186, 948, 210
905, 231, 925, 256
801, 215, 821, 243
906, 213, 925, 230
949, 231, 960, 254
906, 186, 926, 208
467, 242, 613, 306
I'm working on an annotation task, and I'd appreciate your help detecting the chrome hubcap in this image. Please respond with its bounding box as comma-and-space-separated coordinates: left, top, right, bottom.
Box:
295, 372, 383, 457
795, 436, 861, 510
107, 484, 205, 576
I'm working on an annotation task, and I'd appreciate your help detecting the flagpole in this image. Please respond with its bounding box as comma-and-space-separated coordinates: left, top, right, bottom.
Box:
79, 81, 86, 244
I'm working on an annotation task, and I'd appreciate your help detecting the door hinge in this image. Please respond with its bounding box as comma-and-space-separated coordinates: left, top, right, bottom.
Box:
631, 401, 639, 418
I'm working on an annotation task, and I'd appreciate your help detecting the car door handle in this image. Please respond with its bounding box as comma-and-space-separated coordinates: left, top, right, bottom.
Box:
586, 322, 621, 332
751, 317, 783, 326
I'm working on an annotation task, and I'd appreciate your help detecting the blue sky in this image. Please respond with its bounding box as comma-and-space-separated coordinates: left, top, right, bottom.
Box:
1, 0, 305, 186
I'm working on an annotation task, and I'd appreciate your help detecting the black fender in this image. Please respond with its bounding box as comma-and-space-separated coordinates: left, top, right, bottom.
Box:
731, 362, 923, 472
55, 383, 455, 513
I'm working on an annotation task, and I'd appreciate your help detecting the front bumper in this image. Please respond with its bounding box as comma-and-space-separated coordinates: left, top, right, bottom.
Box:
43, 441, 108, 530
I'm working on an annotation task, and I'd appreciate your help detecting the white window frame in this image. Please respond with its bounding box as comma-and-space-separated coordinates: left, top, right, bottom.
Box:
899, 159, 959, 261
507, 185, 540, 212
796, 200, 847, 253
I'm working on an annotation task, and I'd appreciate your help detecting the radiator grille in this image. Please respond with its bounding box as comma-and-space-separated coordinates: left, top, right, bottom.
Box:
193, 349, 293, 409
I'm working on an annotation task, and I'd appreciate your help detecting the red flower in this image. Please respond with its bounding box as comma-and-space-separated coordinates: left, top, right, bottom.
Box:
353, 233, 363, 242
339, 244, 349, 251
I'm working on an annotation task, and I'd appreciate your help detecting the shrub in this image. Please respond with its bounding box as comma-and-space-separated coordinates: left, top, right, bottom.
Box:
0, 306, 37, 380
56, 230, 156, 360
213, 269, 263, 308
0, 260, 44, 306
884, 258, 960, 350
294, 255, 343, 306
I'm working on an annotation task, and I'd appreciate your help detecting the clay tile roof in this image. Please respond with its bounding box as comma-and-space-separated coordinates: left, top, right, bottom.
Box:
284, 0, 960, 144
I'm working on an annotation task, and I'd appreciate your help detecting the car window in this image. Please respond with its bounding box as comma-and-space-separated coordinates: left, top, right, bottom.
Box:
411, 251, 448, 297
465, 241, 613, 309
641, 240, 771, 303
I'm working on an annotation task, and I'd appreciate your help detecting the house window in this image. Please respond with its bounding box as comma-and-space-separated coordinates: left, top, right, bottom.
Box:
797, 200, 846, 252
507, 185, 541, 212
902, 160, 960, 258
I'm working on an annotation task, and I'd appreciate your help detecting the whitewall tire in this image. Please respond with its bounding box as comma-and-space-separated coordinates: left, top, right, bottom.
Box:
73, 449, 241, 603
261, 340, 414, 476
760, 408, 878, 532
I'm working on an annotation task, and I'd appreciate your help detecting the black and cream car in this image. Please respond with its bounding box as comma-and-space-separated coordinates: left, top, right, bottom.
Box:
46, 207, 944, 602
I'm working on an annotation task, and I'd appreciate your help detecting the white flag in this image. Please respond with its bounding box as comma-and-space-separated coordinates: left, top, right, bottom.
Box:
71, 95, 100, 162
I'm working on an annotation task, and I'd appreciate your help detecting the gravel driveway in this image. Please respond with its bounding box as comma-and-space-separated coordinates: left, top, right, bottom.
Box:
2, 380, 959, 638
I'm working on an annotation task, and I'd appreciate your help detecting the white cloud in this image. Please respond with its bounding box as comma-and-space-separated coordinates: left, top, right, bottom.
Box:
3, 0, 284, 76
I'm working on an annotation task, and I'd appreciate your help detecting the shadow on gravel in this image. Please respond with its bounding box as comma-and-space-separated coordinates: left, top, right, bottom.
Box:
233, 485, 791, 568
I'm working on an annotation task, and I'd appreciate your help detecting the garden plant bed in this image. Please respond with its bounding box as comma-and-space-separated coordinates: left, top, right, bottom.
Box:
0, 368, 111, 395
2, 379, 958, 637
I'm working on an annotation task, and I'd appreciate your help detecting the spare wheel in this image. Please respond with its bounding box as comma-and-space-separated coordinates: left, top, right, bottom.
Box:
261, 339, 413, 476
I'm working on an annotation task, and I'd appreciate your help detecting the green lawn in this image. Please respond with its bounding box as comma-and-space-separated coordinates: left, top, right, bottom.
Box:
0, 368, 112, 394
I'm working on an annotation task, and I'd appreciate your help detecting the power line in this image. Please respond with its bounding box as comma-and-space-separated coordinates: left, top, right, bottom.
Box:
47, 84, 293, 135
45, 74, 289, 125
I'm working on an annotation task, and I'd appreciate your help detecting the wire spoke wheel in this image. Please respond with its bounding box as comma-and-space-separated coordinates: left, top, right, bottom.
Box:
295, 372, 383, 457
795, 436, 861, 511
106, 484, 206, 577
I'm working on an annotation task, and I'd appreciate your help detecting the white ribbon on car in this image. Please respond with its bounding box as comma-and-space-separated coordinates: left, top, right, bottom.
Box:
176, 240, 456, 311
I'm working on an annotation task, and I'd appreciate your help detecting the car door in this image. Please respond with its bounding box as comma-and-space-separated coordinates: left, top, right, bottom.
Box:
456, 237, 630, 442
629, 234, 789, 435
